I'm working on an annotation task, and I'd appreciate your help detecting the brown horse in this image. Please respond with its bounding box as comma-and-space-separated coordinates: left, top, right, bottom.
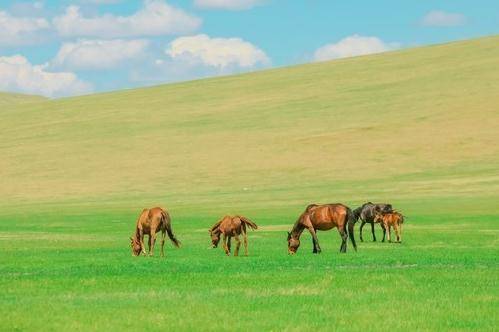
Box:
374, 211, 404, 243
130, 207, 181, 256
287, 203, 357, 254
209, 215, 258, 256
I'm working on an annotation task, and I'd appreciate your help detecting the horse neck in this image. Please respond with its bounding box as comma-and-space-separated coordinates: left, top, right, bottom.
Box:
290, 218, 305, 238
133, 227, 141, 241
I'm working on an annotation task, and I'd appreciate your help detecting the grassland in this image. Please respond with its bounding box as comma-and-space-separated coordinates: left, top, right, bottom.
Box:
1, 36, 498, 331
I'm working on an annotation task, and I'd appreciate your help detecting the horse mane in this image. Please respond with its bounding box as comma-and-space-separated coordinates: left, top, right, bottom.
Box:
133, 208, 149, 240
209, 218, 224, 232
289, 206, 311, 236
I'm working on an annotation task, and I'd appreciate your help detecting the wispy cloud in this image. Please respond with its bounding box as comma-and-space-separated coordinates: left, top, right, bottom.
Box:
166, 34, 270, 70
421, 10, 467, 27
313, 35, 399, 62
194, 0, 263, 10
0, 55, 92, 97
131, 34, 270, 85
53, 1, 201, 38
51, 39, 150, 70
0, 10, 51, 46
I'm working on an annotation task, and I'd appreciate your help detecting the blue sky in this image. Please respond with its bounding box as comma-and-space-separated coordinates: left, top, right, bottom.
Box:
0, 0, 497, 97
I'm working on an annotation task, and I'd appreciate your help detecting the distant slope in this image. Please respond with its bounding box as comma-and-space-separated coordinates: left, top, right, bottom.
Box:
0, 91, 46, 108
1, 36, 498, 211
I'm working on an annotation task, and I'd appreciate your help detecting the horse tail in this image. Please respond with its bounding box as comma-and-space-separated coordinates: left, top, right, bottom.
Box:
346, 207, 357, 252
392, 210, 406, 223
162, 210, 181, 248
240, 216, 258, 230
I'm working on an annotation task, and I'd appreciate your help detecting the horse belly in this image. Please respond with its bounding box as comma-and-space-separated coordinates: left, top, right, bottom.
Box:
314, 223, 336, 231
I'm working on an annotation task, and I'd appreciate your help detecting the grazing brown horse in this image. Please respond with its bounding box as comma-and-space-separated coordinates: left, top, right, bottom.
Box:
374, 211, 405, 243
130, 207, 181, 257
209, 215, 258, 256
287, 203, 357, 254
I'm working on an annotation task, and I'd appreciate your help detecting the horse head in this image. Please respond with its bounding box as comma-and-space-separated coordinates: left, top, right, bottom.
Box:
130, 236, 142, 256
287, 231, 300, 255
209, 229, 221, 248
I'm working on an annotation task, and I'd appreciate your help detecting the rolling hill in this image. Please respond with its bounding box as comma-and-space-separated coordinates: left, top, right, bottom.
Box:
0, 91, 46, 108
1, 36, 498, 215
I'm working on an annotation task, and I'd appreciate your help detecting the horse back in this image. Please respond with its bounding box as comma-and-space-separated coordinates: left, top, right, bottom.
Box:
307, 204, 348, 230
382, 212, 403, 226
138, 207, 168, 234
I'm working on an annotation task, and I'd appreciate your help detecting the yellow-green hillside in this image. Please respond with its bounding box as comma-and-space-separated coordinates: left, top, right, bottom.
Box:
0, 91, 45, 107
1, 36, 498, 213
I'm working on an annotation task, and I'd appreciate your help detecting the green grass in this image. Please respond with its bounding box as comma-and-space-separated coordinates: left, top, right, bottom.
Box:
1, 202, 498, 331
1, 36, 499, 330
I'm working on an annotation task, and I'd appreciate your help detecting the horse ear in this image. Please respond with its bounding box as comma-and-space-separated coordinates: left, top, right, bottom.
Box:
130, 237, 133, 241
287, 232, 291, 239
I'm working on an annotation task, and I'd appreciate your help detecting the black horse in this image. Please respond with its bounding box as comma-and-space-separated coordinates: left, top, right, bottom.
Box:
353, 202, 393, 242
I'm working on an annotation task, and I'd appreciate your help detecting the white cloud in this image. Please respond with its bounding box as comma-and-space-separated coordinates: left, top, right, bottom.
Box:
166, 34, 270, 69
313, 35, 398, 62
194, 0, 263, 10
0, 10, 50, 46
421, 10, 467, 27
52, 39, 149, 70
0, 55, 92, 98
53, 0, 201, 38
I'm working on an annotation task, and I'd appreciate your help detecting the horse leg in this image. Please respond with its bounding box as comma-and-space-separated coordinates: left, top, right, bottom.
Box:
243, 232, 248, 256
222, 234, 230, 256
399, 223, 403, 243
395, 223, 401, 243
227, 237, 232, 253
359, 221, 365, 242
381, 224, 386, 242
160, 230, 166, 257
371, 222, 376, 242
234, 235, 241, 256
139, 229, 146, 255
312, 236, 318, 253
386, 224, 391, 242
149, 228, 157, 256
308, 227, 321, 253
339, 228, 348, 253
312, 231, 317, 254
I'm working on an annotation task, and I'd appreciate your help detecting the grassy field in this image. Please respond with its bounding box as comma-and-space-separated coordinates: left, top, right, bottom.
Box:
1, 36, 499, 331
